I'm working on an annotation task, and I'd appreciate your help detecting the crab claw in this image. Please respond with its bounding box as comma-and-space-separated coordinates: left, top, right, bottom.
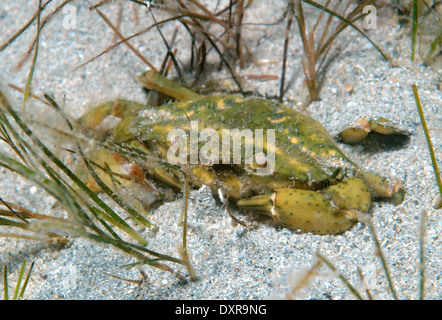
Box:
323, 177, 372, 212
237, 188, 357, 235
357, 171, 405, 206
339, 117, 409, 144
338, 117, 371, 144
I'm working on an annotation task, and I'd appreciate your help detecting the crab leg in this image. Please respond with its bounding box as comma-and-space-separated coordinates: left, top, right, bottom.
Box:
75, 98, 178, 200
77, 99, 145, 131
139, 70, 201, 102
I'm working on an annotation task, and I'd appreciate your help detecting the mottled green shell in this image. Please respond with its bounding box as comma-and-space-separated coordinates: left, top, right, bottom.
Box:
113, 95, 357, 188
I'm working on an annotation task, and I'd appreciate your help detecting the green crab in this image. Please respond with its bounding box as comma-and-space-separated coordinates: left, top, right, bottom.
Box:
77, 71, 406, 235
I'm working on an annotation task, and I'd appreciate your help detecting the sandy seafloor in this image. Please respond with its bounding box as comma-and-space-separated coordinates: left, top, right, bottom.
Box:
0, 1, 440, 300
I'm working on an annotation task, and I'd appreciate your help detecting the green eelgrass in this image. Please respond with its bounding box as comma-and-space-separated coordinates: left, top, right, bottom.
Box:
2, 260, 34, 300
409, 0, 442, 64
0, 87, 187, 282
412, 84, 442, 206
23, 0, 42, 110
425, 31, 442, 62
412, 85, 440, 301
418, 209, 427, 300
411, 0, 419, 61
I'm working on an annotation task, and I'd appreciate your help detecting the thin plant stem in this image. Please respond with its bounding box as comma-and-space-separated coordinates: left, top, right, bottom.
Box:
0, 0, 52, 52
18, 261, 35, 299
316, 252, 364, 300
302, 0, 388, 61
412, 84, 442, 200
23, 0, 42, 111
279, 8, 293, 102
94, 9, 158, 72
366, 219, 398, 300
3, 265, 8, 300
12, 260, 27, 300
411, 0, 419, 61
418, 209, 427, 300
